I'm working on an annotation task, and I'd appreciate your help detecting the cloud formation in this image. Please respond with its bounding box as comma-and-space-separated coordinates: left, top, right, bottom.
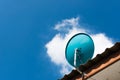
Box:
45, 17, 114, 75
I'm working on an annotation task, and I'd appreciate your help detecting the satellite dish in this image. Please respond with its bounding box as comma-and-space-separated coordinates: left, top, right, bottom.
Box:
65, 33, 94, 68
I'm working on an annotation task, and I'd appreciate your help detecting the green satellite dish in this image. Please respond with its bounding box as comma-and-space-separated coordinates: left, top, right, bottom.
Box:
65, 33, 94, 68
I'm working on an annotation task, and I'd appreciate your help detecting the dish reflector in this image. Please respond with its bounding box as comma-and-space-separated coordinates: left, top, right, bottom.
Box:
65, 33, 94, 67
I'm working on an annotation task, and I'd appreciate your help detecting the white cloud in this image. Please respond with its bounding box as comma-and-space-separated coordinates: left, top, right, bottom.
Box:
91, 33, 113, 57
45, 17, 114, 75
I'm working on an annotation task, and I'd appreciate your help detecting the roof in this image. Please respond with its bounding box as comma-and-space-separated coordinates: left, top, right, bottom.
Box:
61, 42, 120, 80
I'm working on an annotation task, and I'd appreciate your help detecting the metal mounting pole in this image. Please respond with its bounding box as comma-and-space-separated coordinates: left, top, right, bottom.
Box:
74, 48, 77, 67
82, 72, 85, 80
74, 48, 86, 80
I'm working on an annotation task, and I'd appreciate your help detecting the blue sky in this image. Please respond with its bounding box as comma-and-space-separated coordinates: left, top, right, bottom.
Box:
0, 0, 120, 80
